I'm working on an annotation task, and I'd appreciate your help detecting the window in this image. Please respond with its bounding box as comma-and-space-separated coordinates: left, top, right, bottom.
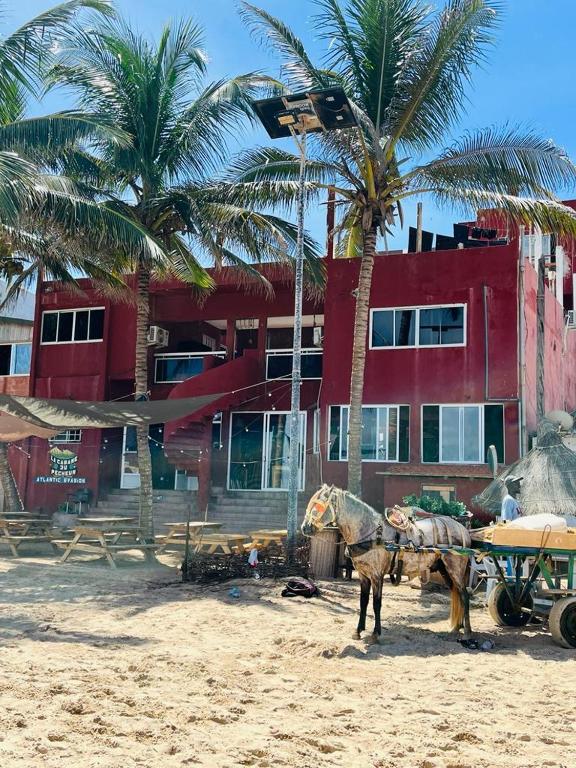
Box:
422, 485, 456, 503
41, 308, 105, 344
50, 429, 82, 444
370, 305, 465, 348
0, 343, 32, 375
266, 349, 323, 380
313, 409, 320, 454
328, 405, 409, 462
422, 404, 504, 464
212, 412, 223, 449
155, 355, 204, 383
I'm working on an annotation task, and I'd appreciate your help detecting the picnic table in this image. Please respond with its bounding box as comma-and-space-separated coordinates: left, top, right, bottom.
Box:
248, 529, 288, 548
157, 521, 222, 552
193, 533, 248, 555
56, 516, 156, 568
0, 516, 58, 556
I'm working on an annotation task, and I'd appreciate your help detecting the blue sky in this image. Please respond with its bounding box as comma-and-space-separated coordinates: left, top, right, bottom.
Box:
9, 0, 576, 251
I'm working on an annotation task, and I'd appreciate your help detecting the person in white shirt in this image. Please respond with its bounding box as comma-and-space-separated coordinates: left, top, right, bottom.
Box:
501, 476, 523, 521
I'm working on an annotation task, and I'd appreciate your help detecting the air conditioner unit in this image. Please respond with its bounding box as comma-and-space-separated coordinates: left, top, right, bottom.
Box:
566, 310, 576, 329
147, 326, 169, 347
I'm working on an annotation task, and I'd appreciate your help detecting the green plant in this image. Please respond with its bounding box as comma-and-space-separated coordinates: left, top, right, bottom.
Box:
403, 493, 469, 518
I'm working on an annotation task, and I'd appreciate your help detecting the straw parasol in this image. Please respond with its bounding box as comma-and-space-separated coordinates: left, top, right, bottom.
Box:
474, 424, 576, 518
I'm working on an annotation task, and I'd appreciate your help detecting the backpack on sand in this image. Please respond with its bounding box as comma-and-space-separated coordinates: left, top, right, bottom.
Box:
281, 577, 319, 598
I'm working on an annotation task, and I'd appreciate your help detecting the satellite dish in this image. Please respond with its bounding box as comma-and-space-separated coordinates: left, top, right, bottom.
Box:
545, 410, 574, 431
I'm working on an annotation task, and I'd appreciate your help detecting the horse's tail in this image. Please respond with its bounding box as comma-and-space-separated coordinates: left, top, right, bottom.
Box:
449, 584, 464, 631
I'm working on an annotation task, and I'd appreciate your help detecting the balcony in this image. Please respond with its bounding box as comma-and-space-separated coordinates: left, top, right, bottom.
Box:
154, 351, 226, 384
265, 348, 323, 380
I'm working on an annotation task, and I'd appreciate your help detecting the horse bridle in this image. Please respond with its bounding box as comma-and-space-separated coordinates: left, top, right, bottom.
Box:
306, 486, 338, 530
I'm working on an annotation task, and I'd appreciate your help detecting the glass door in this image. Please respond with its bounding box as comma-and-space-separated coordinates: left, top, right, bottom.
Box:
228, 413, 264, 490
263, 412, 306, 490
121, 426, 140, 489
228, 411, 306, 490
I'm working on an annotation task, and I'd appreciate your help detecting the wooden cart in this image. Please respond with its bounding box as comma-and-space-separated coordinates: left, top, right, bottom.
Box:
382, 538, 576, 649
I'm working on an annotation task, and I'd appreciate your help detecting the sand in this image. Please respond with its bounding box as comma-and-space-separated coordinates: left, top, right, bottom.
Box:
0, 554, 574, 768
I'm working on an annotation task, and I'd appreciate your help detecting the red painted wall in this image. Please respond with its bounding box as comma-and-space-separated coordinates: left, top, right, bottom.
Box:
15, 236, 576, 514
0, 376, 29, 395
319, 242, 523, 508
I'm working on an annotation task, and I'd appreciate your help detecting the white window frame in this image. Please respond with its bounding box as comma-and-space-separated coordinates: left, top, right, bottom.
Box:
312, 408, 320, 454
421, 403, 504, 465
369, 303, 467, 350
227, 410, 307, 492
0, 342, 32, 376
40, 307, 105, 345
328, 404, 404, 463
50, 429, 82, 444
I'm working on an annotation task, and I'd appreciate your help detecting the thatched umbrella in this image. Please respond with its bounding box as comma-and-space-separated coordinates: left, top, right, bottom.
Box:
474, 427, 576, 519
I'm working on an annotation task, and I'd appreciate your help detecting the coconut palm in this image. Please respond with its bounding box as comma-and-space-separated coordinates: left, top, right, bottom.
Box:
239, 0, 576, 496
0, 0, 175, 512
48, 17, 321, 536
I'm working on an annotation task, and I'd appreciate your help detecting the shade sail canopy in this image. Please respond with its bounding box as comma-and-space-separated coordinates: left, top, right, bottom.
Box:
0, 394, 224, 441
473, 429, 576, 518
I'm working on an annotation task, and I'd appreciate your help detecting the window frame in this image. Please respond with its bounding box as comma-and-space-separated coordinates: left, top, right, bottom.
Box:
265, 347, 323, 381
369, 303, 467, 350
420, 403, 505, 465
49, 429, 82, 444
327, 404, 408, 463
0, 342, 32, 376
312, 408, 320, 454
40, 307, 105, 345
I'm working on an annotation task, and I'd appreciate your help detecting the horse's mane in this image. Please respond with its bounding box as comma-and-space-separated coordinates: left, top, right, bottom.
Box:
330, 486, 381, 521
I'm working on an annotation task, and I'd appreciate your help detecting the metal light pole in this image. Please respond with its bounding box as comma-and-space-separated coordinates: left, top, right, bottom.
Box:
252, 89, 357, 559
285, 129, 306, 558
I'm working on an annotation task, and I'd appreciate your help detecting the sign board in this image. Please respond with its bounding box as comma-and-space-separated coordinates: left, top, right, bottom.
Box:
35, 476, 87, 485
34, 446, 86, 484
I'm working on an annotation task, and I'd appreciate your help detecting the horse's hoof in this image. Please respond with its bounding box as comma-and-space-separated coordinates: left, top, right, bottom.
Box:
353, 631, 361, 640
368, 633, 382, 645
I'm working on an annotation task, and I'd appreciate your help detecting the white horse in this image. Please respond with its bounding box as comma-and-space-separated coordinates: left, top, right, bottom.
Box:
302, 485, 472, 641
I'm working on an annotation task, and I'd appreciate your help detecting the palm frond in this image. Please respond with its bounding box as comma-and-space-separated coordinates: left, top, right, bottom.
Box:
0, 0, 113, 97
407, 126, 576, 197
239, 2, 330, 91
388, 0, 502, 153
425, 188, 576, 237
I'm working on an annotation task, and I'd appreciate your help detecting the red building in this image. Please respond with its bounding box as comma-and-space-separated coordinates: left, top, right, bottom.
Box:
11, 210, 576, 521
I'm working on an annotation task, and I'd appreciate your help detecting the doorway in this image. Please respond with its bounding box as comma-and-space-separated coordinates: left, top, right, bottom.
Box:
228, 411, 306, 491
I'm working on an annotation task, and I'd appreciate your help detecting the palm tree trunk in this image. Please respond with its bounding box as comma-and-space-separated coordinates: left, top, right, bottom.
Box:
0, 442, 23, 513
135, 265, 154, 540
347, 227, 377, 497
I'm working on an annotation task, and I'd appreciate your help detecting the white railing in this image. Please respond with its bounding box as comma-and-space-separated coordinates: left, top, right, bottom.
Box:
154, 351, 225, 383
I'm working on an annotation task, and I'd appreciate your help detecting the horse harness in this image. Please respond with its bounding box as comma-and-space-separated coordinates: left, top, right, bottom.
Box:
346, 507, 455, 586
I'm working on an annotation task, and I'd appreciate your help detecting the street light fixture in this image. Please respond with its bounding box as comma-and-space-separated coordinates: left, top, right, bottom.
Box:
252, 87, 357, 559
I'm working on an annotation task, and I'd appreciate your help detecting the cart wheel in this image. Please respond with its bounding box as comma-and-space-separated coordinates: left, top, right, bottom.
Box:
488, 582, 532, 627
549, 597, 576, 649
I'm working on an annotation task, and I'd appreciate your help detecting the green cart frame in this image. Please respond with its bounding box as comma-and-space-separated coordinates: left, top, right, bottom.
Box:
383, 541, 576, 648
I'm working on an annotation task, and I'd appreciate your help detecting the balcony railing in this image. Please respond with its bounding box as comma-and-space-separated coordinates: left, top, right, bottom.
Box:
265, 348, 323, 380
154, 351, 225, 384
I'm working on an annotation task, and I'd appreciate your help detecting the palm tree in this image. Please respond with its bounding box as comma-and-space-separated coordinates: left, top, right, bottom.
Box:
49, 18, 321, 536
239, 0, 576, 497
0, 0, 172, 512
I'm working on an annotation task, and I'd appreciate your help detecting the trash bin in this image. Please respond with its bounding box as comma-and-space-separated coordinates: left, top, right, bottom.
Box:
310, 526, 339, 578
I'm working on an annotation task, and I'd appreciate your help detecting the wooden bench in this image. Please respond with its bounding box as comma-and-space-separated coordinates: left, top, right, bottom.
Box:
0, 534, 52, 557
